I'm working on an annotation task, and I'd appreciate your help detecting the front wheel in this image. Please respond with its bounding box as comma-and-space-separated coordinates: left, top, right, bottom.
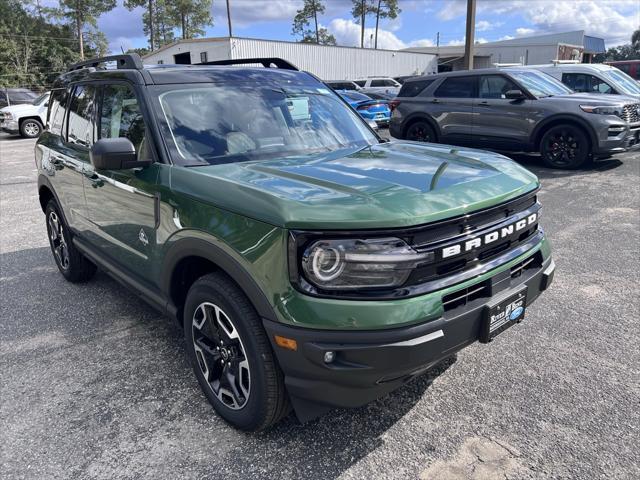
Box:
540, 125, 591, 169
184, 272, 290, 431
45, 200, 96, 282
20, 119, 43, 138
405, 120, 437, 143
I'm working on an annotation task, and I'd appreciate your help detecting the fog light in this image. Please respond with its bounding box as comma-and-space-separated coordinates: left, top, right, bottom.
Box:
324, 351, 336, 363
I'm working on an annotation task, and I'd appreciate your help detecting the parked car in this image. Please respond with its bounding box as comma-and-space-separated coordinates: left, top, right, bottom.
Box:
390, 68, 640, 168
517, 63, 640, 101
324, 80, 361, 91
354, 77, 401, 95
0, 88, 38, 109
394, 75, 419, 85
0, 91, 50, 138
337, 90, 391, 126
37, 54, 554, 431
605, 60, 640, 82
365, 91, 397, 101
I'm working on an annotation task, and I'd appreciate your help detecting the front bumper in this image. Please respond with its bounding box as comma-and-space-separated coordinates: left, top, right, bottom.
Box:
264, 250, 555, 422
594, 121, 640, 154
1, 119, 19, 134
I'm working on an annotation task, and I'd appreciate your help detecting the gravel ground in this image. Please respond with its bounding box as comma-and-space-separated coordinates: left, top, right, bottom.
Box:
1, 131, 639, 479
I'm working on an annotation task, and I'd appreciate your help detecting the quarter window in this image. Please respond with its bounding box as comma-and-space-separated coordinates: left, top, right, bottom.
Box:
66, 84, 97, 148
48, 88, 69, 136
434, 76, 477, 98
479, 75, 519, 99
398, 79, 435, 97
100, 84, 147, 159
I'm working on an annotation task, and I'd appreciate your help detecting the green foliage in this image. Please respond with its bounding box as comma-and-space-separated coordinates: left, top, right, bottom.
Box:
49, 0, 116, 58
594, 28, 640, 62
124, 0, 175, 50
0, 0, 92, 88
292, 0, 335, 45
168, 0, 213, 40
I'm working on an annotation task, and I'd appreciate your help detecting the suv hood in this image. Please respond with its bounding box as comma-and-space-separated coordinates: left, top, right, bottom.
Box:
0, 103, 39, 116
176, 142, 539, 229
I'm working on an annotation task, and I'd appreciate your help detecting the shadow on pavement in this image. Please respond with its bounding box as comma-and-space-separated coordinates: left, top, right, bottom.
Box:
502, 152, 625, 180
1, 246, 455, 479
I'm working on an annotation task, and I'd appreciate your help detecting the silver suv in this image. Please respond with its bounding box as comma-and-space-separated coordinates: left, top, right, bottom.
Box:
389, 68, 640, 168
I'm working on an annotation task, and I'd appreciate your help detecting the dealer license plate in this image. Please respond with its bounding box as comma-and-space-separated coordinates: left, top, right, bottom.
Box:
480, 286, 527, 343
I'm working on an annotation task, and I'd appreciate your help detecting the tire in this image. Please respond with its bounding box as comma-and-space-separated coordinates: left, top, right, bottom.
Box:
45, 200, 97, 283
539, 124, 591, 169
184, 272, 290, 431
405, 120, 437, 143
19, 118, 43, 138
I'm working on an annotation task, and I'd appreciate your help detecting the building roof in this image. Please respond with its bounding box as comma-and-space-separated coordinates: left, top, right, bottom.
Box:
404, 30, 606, 56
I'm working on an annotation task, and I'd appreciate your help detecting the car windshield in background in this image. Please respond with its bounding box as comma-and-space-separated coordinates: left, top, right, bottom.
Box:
156, 85, 377, 166
341, 91, 371, 102
606, 69, 640, 95
510, 70, 573, 97
32, 93, 49, 106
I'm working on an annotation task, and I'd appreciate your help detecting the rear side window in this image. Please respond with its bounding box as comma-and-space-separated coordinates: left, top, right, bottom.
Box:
354, 80, 366, 87
478, 75, 519, 99
434, 76, 477, 98
48, 89, 68, 135
562, 73, 614, 94
398, 79, 434, 97
66, 85, 97, 148
370, 79, 397, 87
100, 84, 148, 159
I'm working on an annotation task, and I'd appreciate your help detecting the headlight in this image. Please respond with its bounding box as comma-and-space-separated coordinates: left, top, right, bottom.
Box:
579, 105, 623, 117
2, 112, 12, 120
301, 237, 433, 290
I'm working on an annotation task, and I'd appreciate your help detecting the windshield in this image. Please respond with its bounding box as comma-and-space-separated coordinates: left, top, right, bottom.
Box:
606, 69, 640, 95
156, 84, 377, 166
32, 93, 49, 106
340, 91, 371, 102
509, 70, 573, 97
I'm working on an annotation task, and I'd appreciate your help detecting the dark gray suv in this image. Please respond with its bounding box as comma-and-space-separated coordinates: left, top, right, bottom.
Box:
389, 68, 640, 168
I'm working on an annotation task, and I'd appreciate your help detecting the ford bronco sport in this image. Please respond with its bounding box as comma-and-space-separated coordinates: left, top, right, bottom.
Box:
36, 54, 555, 431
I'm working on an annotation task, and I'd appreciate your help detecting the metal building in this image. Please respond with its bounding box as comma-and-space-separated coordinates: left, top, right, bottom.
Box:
142, 37, 438, 79
406, 30, 606, 72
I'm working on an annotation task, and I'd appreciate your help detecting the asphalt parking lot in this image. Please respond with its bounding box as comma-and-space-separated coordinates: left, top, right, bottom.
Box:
1, 130, 638, 480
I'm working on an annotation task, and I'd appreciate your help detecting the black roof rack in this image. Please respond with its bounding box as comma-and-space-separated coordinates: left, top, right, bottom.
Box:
197, 57, 299, 71
68, 53, 143, 72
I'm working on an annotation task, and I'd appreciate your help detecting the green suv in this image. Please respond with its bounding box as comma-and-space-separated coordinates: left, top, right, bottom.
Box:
36, 54, 555, 431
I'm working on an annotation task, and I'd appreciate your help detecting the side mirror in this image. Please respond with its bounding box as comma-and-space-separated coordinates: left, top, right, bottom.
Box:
505, 89, 526, 100
90, 138, 150, 170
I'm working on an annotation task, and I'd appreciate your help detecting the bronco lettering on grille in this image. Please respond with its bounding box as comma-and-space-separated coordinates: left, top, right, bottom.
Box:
441, 213, 538, 259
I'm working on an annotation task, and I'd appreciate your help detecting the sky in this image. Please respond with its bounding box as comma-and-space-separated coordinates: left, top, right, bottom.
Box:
92, 0, 640, 53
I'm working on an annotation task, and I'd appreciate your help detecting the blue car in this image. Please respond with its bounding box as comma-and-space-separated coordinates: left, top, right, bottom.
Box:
336, 90, 391, 126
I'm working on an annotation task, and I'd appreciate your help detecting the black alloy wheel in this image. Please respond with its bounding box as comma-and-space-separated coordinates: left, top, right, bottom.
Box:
405, 120, 436, 143
540, 125, 590, 169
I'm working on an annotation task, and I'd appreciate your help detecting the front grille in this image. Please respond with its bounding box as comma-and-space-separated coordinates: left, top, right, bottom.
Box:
406, 192, 541, 287
442, 281, 490, 312
622, 104, 640, 123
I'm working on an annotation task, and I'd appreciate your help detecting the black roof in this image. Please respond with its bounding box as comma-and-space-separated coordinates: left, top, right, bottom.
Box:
53, 53, 312, 88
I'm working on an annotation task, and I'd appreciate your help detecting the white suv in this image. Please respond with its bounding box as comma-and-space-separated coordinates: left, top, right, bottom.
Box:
517, 64, 640, 101
354, 77, 401, 95
0, 92, 50, 138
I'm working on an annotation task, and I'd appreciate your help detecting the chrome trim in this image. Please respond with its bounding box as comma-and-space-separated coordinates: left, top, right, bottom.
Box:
381, 329, 444, 347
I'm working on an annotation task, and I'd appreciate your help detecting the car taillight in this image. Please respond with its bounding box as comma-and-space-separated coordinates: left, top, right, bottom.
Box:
389, 100, 400, 111
358, 104, 382, 111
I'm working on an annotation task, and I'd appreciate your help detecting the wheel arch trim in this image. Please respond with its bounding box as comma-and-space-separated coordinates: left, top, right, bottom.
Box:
161, 236, 278, 323
401, 113, 441, 140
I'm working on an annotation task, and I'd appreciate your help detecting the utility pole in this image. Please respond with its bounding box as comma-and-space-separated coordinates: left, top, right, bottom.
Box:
226, 0, 233, 37
463, 0, 476, 70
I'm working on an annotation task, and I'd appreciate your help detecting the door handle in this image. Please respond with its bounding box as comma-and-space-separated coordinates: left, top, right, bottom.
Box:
50, 156, 63, 165
431, 99, 440, 104
477, 101, 490, 107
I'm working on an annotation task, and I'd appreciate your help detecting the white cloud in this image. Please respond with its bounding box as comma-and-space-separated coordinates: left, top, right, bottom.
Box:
499, 35, 516, 41
328, 18, 406, 50
516, 27, 536, 36
213, 0, 301, 28
436, 0, 638, 46
476, 20, 503, 32
408, 39, 435, 48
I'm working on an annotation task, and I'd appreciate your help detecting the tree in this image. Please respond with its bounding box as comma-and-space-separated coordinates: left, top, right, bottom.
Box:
124, 0, 155, 50
51, 0, 116, 59
351, 0, 376, 48
168, 0, 213, 40
291, 0, 336, 45
0, 0, 99, 89
373, 0, 400, 49
632, 28, 640, 50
